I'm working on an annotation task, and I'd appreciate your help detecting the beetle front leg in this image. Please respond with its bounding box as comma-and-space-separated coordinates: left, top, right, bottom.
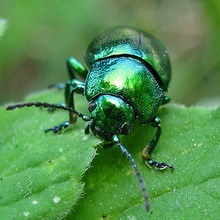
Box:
141, 116, 174, 171
48, 57, 88, 89
67, 57, 88, 80
45, 79, 85, 134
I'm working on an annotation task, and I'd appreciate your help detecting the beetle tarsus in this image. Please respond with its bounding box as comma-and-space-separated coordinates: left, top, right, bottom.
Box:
145, 158, 174, 171
45, 121, 70, 134
141, 146, 174, 171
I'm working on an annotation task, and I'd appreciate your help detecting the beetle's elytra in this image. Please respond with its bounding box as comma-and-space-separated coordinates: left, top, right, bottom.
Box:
7, 27, 174, 211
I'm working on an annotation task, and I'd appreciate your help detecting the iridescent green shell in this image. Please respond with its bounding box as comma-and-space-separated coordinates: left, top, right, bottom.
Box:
85, 26, 171, 91
85, 57, 164, 123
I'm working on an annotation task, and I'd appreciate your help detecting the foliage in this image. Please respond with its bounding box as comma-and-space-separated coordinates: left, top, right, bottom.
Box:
0, 91, 219, 219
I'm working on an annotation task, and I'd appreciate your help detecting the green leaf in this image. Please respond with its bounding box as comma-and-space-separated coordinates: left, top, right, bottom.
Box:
1, 91, 220, 220
67, 104, 220, 219
0, 91, 99, 219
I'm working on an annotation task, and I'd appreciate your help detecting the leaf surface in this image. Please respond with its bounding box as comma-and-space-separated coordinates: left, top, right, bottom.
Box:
1, 91, 219, 220
69, 104, 220, 220
0, 91, 99, 219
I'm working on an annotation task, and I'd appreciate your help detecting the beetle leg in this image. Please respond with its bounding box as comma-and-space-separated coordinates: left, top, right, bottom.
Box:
67, 57, 88, 80
47, 58, 87, 90
45, 121, 70, 133
45, 79, 86, 134
65, 79, 85, 123
141, 116, 174, 171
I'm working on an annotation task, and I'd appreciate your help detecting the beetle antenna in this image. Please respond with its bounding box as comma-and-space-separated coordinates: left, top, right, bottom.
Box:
6, 102, 91, 120
113, 135, 150, 211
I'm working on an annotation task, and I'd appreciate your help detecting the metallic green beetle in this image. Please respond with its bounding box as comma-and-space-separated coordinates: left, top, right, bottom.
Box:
7, 27, 173, 211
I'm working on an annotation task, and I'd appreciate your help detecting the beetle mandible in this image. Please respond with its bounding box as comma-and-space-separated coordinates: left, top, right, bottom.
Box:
7, 27, 174, 211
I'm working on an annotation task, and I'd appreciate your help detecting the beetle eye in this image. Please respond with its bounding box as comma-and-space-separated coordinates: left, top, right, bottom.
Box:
88, 102, 96, 112
121, 123, 131, 135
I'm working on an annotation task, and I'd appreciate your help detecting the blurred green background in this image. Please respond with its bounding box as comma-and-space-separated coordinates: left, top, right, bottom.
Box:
0, 0, 220, 106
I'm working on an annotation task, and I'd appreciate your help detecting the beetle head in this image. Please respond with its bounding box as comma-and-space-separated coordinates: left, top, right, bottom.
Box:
88, 95, 135, 139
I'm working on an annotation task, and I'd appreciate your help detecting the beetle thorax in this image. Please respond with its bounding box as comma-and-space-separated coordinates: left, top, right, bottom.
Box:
88, 95, 135, 139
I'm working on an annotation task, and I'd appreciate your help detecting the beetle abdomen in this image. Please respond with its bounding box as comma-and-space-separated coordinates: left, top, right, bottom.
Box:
85, 57, 164, 123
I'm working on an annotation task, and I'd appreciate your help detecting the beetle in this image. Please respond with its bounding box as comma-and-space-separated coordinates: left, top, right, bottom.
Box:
7, 27, 174, 211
